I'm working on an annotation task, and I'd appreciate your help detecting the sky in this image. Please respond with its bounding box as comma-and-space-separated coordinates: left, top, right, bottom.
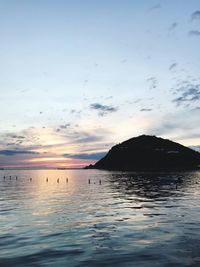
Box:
0, 0, 200, 169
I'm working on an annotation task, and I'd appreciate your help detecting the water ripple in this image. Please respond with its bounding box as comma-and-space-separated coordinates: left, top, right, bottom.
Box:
0, 170, 200, 266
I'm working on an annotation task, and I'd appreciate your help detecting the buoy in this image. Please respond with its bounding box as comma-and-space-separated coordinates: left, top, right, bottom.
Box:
30, 178, 32, 181
16, 176, 18, 180
3, 176, 5, 180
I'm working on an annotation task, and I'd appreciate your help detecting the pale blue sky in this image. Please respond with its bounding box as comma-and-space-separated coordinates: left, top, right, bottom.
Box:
0, 0, 200, 168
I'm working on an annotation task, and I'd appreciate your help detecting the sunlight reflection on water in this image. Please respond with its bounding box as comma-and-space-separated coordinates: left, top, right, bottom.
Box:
0, 170, 200, 267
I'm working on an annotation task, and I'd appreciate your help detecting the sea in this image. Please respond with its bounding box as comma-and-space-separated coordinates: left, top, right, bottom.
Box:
0, 169, 200, 267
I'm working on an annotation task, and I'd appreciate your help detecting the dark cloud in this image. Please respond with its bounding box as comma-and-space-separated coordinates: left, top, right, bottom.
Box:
10, 135, 25, 139
63, 152, 106, 160
188, 30, 200, 37
60, 123, 70, 129
90, 103, 118, 116
173, 84, 200, 106
169, 63, 178, 71
169, 22, 178, 31
140, 108, 152, 112
56, 123, 71, 132
0, 150, 39, 156
191, 11, 200, 21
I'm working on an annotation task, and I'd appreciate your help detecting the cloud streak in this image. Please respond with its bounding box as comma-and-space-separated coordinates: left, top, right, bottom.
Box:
0, 150, 39, 156
149, 4, 161, 11
140, 108, 152, 112
63, 152, 106, 160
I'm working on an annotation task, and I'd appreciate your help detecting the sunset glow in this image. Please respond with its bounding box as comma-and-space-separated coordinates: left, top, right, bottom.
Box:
0, 0, 200, 168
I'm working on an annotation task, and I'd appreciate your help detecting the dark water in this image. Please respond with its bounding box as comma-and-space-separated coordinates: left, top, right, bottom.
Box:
0, 170, 200, 267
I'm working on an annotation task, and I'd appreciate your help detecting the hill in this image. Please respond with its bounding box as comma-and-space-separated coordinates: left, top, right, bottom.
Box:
85, 135, 200, 171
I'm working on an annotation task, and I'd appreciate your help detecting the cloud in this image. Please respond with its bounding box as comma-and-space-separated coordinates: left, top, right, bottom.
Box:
190, 146, 200, 152
0, 125, 113, 168
191, 11, 200, 21
147, 120, 191, 137
74, 134, 104, 143
169, 22, 178, 31
140, 108, 152, 112
90, 103, 118, 116
57, 127, 110, 144
194, 107, 200, 110
146, 77, 158, 90
0, 150, 39, 156
149, 4, 161, 10
20, 89, 30, 93
63, 152, 106, 160
169, 63, 178, 71
56, 123, 71, 132
188, 30, 200, 37
146, 109, 200, 143
60, 123, 70, 129
10, 135, 25, 139
70, 109, 81, 115
172, 83, 200, 106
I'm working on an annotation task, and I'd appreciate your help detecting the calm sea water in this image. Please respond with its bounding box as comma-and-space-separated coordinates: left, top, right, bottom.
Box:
0, 169, 200, 267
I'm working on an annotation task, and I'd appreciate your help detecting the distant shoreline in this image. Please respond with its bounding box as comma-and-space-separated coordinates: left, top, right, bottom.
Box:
0, 168, 199, 172
0, 168, 83, 171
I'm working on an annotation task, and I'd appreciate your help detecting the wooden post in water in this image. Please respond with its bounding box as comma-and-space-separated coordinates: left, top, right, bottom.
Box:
88, 179, 90, 184
57, 178, 59, 183
99, 179, 101, 185
66, 178, 68, 183
30, 178, 32, 181
46, 178, 48, 182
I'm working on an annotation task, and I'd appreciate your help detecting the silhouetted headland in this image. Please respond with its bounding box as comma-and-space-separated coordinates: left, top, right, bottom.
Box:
85, 135, 200, 171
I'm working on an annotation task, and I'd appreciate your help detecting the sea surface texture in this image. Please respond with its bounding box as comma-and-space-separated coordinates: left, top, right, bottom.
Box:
0, 170, 200, 267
